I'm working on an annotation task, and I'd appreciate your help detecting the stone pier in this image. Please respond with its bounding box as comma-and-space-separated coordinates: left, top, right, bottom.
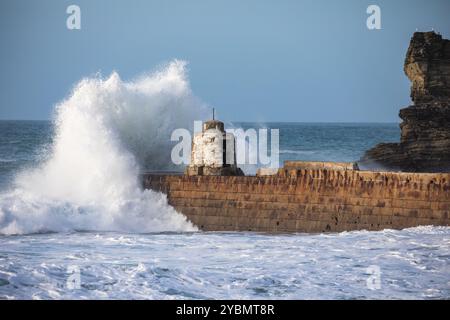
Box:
142, 162, 450, 233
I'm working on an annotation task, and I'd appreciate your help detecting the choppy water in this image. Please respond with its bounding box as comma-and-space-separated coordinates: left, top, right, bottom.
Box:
1, 228, 449, 299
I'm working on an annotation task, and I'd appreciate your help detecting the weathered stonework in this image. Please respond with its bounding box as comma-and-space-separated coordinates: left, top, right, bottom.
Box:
143, 163, 450, 233
186, 119, 243, 176
283, 161, 359, 171
361, 32, 450, 172
185, 165, 244, 176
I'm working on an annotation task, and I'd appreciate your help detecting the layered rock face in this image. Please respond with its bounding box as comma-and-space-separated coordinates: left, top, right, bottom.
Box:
361, 32, 450, 172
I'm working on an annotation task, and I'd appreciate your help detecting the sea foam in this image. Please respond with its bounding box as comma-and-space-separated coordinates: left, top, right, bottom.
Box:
0, 60, 207, 235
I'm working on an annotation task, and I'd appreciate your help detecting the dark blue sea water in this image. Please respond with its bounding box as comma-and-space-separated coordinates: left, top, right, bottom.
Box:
1, 120, 449, 300
233, 122, 400, 166
0, 121, 52, 190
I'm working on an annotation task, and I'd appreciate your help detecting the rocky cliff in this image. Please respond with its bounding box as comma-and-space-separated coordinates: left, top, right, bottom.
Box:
361, 31, 450, 172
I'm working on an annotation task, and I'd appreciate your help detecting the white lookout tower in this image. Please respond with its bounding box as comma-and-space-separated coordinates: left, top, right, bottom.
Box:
185, 109, 244, 176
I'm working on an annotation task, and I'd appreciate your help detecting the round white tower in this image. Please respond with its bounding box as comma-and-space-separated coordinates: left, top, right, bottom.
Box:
186, 119, 243, 176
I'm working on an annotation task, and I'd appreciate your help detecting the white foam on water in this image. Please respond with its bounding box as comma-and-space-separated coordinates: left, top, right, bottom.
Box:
0, 60, 207, 235
0, 226, 449, 299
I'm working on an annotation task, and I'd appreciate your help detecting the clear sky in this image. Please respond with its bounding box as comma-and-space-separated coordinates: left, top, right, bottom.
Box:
0, 0, 449, 122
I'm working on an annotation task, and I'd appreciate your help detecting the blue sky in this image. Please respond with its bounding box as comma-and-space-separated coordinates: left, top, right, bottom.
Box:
0, 0, 449, 122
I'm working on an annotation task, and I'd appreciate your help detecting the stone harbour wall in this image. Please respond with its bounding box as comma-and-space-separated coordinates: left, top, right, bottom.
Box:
142, 168, 450, 233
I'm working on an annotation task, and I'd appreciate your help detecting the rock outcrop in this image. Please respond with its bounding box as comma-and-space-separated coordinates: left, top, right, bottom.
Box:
361, 31, 450, 172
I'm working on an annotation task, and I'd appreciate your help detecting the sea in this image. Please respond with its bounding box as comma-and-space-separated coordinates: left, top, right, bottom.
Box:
0, 121, 449, 299
0, 63, 449, 299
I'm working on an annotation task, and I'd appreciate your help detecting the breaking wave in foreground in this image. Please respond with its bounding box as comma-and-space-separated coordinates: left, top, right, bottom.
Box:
0, 60, 207, 235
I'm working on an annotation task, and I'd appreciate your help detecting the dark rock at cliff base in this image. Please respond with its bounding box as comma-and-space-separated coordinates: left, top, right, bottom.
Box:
360, 32, 450, 173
